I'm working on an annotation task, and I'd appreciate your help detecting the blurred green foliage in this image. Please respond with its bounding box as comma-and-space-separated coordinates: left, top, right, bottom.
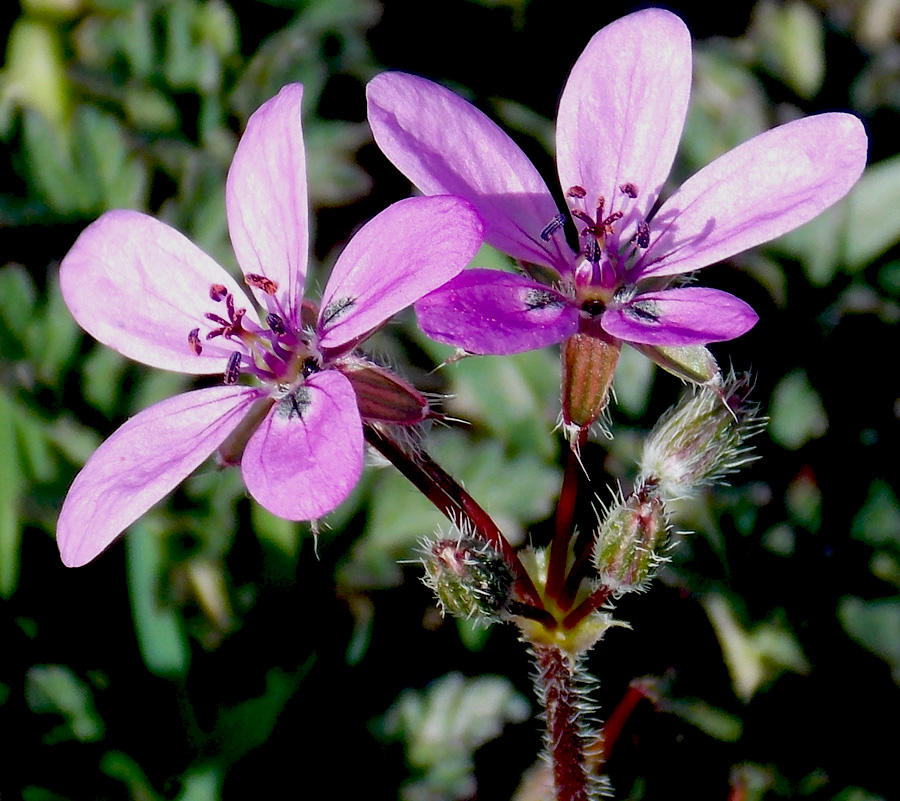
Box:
1, 0, 899, 799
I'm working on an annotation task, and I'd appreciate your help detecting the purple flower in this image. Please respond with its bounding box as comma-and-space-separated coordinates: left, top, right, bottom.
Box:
57, 83, 483, 568
366, 9, 867, 360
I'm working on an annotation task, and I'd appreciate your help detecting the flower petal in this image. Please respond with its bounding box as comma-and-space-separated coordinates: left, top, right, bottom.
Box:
57, 386, 260, 567
636, 113, 869, 280
226, 83, 308, 323
241, 370, 363, 520
556, 9, 691, 249
60, 210, 260, 374
601, 287, 758, 346
317, 196, 484, 351
415, 269, 579, 355
367, 72, 573, 274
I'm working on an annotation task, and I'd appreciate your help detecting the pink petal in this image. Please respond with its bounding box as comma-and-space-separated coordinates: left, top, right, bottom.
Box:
226, 83, 308, 323
317, 196, 484, 351
415, 269, 579, 355
556, 9, 691, 251
60, 210, 260, 374
57, 386, 261, 567
241, 370, 363, 520
636, 113, 869, 280
601, 287, 758, 346
367, 72, 574, 274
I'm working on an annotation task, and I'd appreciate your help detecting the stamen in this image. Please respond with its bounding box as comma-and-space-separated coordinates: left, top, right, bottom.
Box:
224, 352, 242, 385
301, 357, 319, 378
267, 313, 286, 335
619, 183, 639, 198
583, 238, 600, 264
245, 274, 279, 295
206, 327, 226, 340
635, 221, 650, 249
567, 186, 587, 199
226, 293, 236, 319
210, 284, 228, 301
205, 313, 231, 327
188, 328, 202, 356
540, 213, 567, 241
571, 209, 595, 226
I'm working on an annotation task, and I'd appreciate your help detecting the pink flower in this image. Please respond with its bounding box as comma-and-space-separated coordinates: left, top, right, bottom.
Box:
57, 83, 483, 567
366, 9, 867, 358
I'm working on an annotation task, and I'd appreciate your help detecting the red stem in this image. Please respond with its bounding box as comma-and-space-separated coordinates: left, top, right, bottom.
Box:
562, 585, 612, 630
364, 424, 546, 611
546, 429, 587, 605
533, 645, 592, 801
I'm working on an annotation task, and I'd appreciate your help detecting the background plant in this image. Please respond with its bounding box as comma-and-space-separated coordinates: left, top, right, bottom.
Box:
1, 1, 898, 799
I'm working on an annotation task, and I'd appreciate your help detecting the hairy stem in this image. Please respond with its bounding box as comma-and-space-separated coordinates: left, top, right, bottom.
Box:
364, 424, 546, 611
533, 645, 594, 801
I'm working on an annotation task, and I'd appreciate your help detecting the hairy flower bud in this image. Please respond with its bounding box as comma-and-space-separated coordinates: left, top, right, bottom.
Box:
422, 535, 515, 624
593, 484, 670, 594
639, 371, 764, 501
560, 329, 621, 443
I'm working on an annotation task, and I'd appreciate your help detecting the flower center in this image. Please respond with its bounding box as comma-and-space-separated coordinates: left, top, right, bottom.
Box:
562, 182, 653, 316
188, 275, 316, 389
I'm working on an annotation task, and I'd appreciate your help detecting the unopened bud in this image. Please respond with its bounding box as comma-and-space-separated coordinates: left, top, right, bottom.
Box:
639, 371, 764, 501
593, 484, 670, 594
560, 329, 621, 442
422, 536, 515, 624
339, 361, 430, 425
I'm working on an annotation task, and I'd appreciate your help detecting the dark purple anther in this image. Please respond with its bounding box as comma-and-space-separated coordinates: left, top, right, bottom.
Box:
224, 352, 242, 385
636, 221, 650, 249
266, 313, 285, 335
619, 182, 639, 198
567, 186, 587, 199
210, 284, 228, 301
188, 328, 202, 356
540, 213, 567, 241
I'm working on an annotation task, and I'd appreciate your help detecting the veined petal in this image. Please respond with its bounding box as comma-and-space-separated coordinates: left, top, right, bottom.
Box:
226, 83, 308, 323
415, 269, 579, 355
60, 210, 260, 374
241, 370, 363, 520
557, 9, 691, 247
636, 113, 869, 280
317, 196, 483, 351
601, 287, 758, 346
367, 72, 574, 274
57, 386, 261, 567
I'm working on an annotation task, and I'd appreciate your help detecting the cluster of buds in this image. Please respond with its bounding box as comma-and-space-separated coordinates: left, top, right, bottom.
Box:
421, 533, 515, 625
592, 372, 763, 595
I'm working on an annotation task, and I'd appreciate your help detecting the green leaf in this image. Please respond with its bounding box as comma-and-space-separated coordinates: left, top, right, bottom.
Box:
838, 596, 900, 683
127, 520, 190, 678
25, 665, 105, 743
72, 105, 148, 211
0, 388, 23, 598
851, 480, 900, 548
768, 369, 828, 450
703, 593, 809, 701
843, 154, 900, 270
751, 0, 825, 99
381, 672, 530, 801
664, 697, 743, 742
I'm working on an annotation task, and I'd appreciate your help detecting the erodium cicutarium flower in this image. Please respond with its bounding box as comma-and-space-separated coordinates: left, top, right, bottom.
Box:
56, 83, 483, 568
366, 8, 868, 427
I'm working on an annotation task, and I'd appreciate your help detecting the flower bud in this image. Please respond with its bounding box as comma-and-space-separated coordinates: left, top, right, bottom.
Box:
593, 484, 670, 594
560, 329, 621, 442
422, 535, 515, 624
339, 360, 430, 425
639, 371, 764, 501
